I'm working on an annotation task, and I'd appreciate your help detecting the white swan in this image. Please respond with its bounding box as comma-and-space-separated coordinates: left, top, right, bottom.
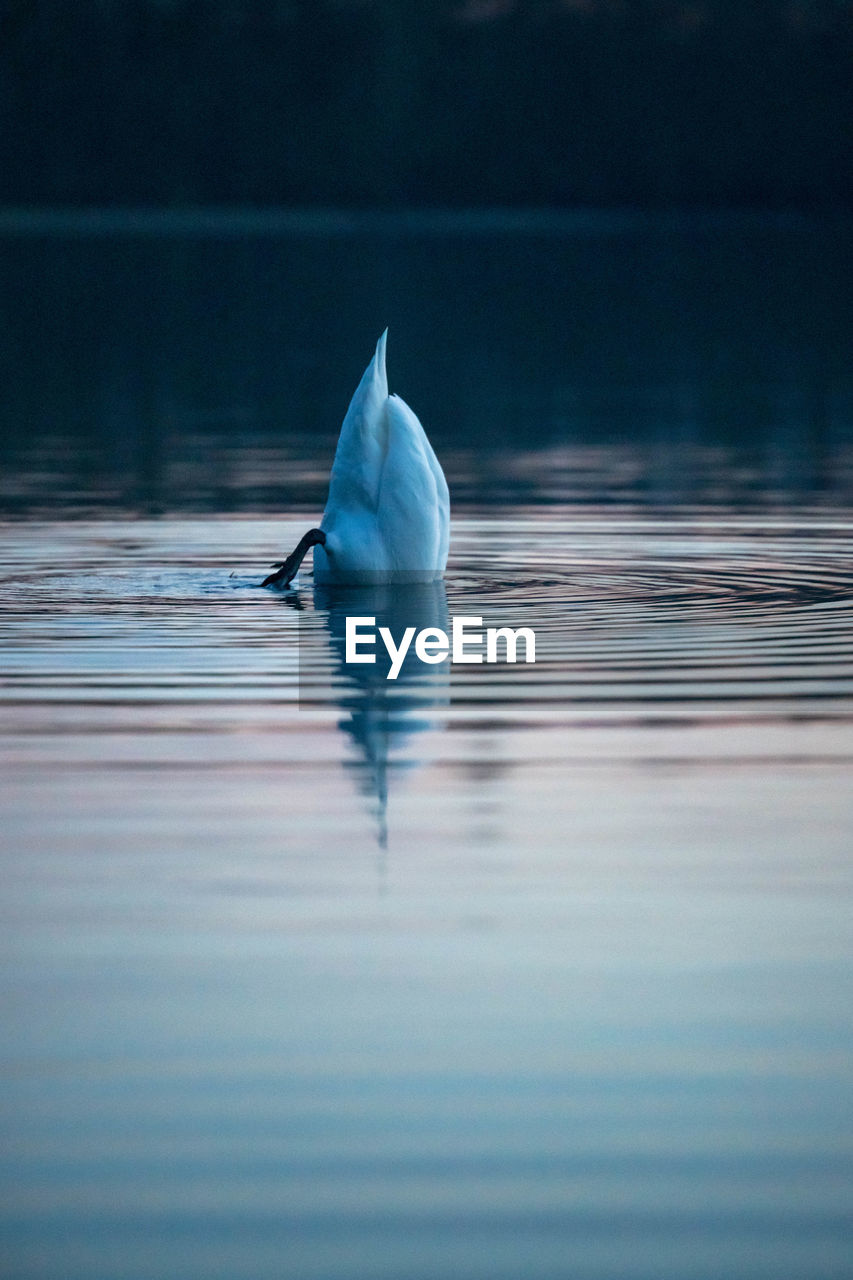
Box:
263, 331, 449, 587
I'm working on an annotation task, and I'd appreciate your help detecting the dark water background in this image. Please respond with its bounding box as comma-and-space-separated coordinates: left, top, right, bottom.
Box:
1, 210, 851, 516
1, 214, 852, 1280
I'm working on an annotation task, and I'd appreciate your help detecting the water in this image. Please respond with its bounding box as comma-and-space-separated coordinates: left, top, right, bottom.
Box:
1, 216, 853, 1280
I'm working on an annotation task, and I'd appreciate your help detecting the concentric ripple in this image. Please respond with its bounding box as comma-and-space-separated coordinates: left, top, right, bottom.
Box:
3, 512, 853, 1280
2, 515, 852, 754
442, 520, 853, 716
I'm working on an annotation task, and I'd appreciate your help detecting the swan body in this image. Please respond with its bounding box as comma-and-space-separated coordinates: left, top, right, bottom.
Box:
261, 332, 448, 589
311, 331, 449, 585
262, 330, 448, 588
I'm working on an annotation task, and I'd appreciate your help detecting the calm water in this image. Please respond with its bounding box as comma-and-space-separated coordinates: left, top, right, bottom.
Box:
1, 216, 853, 1279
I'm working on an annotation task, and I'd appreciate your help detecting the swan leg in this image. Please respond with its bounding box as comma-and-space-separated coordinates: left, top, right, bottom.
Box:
261, 528, 326, 588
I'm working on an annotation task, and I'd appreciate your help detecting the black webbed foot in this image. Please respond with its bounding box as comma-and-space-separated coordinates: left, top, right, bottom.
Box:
261, 528, 326, 588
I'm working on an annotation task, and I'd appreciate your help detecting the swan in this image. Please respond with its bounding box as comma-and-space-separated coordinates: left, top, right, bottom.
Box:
262, 331, 449, 588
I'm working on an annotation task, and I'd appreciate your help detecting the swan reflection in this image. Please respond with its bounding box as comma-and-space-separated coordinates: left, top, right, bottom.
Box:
312, 580, 450, 847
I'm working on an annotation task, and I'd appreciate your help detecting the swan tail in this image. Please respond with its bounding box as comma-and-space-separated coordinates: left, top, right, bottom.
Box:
325, 331, 389, 512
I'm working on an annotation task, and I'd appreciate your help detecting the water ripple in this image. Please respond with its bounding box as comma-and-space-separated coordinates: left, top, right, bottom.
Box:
1, 519, 852, 718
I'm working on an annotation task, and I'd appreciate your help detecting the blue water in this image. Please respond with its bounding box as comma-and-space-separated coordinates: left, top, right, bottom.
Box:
1, 215, 852, 1280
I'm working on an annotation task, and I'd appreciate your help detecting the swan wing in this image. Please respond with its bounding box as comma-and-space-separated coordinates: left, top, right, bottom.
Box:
394, 393, 450, 570
378, 394, 447, 575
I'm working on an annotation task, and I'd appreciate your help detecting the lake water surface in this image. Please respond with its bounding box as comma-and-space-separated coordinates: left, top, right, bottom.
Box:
1, 215, 852, 1279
